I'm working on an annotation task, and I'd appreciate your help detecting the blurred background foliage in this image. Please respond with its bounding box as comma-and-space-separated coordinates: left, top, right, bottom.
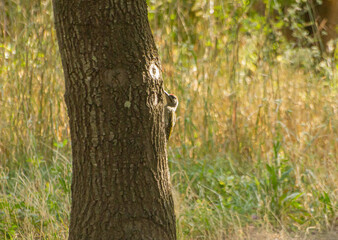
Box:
0, 0, 337, 239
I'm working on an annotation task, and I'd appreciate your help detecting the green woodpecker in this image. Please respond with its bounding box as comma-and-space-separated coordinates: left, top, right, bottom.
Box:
164, 90, 178, 141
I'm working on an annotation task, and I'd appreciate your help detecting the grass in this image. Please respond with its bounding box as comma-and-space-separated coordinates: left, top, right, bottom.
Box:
1, 0, 337, 239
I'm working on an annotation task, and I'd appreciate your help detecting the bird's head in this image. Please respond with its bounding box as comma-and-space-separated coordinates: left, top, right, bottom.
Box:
164, 90, 179, 110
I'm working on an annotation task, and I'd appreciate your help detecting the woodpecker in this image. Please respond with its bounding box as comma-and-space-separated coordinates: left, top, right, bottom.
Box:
164, 90, 178, 141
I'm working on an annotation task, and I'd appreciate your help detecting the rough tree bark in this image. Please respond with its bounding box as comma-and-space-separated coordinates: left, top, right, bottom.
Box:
52, 0, 176, 239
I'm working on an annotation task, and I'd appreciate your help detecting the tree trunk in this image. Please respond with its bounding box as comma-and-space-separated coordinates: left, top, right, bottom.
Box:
52, 0, 176, 239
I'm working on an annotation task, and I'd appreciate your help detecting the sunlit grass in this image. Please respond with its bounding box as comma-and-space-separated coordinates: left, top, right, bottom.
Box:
1, 0, 337, 239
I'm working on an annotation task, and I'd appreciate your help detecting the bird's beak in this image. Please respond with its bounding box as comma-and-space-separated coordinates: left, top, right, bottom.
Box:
164, 90, 170, 97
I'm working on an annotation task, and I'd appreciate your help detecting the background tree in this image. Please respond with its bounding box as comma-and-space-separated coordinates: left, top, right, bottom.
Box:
52, 0, 176, 239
